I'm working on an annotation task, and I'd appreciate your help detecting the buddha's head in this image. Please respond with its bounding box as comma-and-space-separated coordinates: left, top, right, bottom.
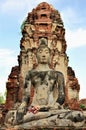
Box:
36, 43, 50, 64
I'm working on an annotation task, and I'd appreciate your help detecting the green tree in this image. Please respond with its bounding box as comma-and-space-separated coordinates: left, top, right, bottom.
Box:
20, 18, 27, 33
0, 93, 5, 104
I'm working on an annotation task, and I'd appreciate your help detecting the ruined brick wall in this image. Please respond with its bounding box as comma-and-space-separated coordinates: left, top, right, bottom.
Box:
5, 66, 19, 110
65, 67, 80, 109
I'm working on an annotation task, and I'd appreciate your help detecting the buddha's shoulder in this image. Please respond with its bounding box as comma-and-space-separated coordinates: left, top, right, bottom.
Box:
27, 69, 63, 75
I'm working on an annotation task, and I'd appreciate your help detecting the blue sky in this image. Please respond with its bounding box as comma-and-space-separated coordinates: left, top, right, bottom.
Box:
0, 0, 86, 99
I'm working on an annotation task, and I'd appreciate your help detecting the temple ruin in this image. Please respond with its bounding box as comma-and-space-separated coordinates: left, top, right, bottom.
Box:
0, 2, 86, 130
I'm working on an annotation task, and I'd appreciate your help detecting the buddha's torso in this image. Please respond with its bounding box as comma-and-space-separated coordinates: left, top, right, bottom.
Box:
27, 70, 61, 106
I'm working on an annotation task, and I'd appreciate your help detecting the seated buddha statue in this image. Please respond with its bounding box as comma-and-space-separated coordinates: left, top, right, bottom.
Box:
5, 42, 84, 128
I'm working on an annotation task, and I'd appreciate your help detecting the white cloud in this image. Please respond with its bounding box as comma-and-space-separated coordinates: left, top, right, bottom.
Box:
0, 49, 18, 66
0, 49, 18, 95
66, 28, 86, 49
0, 77, 7, 95
1, 0, 23, 13
0, 0, 56, 14
1, 0, 36, 14
61, 7, 86, 49
79, 79, 86, 99
74, 70, 86, 99
61, 7, 84, 28
61, 7, 76, 25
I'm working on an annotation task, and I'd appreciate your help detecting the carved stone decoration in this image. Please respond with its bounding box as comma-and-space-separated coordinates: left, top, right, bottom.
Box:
3, 2, 86, 130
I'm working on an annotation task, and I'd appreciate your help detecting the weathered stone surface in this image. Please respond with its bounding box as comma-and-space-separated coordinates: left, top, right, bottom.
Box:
13, 110, 85, 129
2, 2, 86, 130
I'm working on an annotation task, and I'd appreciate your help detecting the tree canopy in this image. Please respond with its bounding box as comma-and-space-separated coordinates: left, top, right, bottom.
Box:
0, 93, 5, 104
